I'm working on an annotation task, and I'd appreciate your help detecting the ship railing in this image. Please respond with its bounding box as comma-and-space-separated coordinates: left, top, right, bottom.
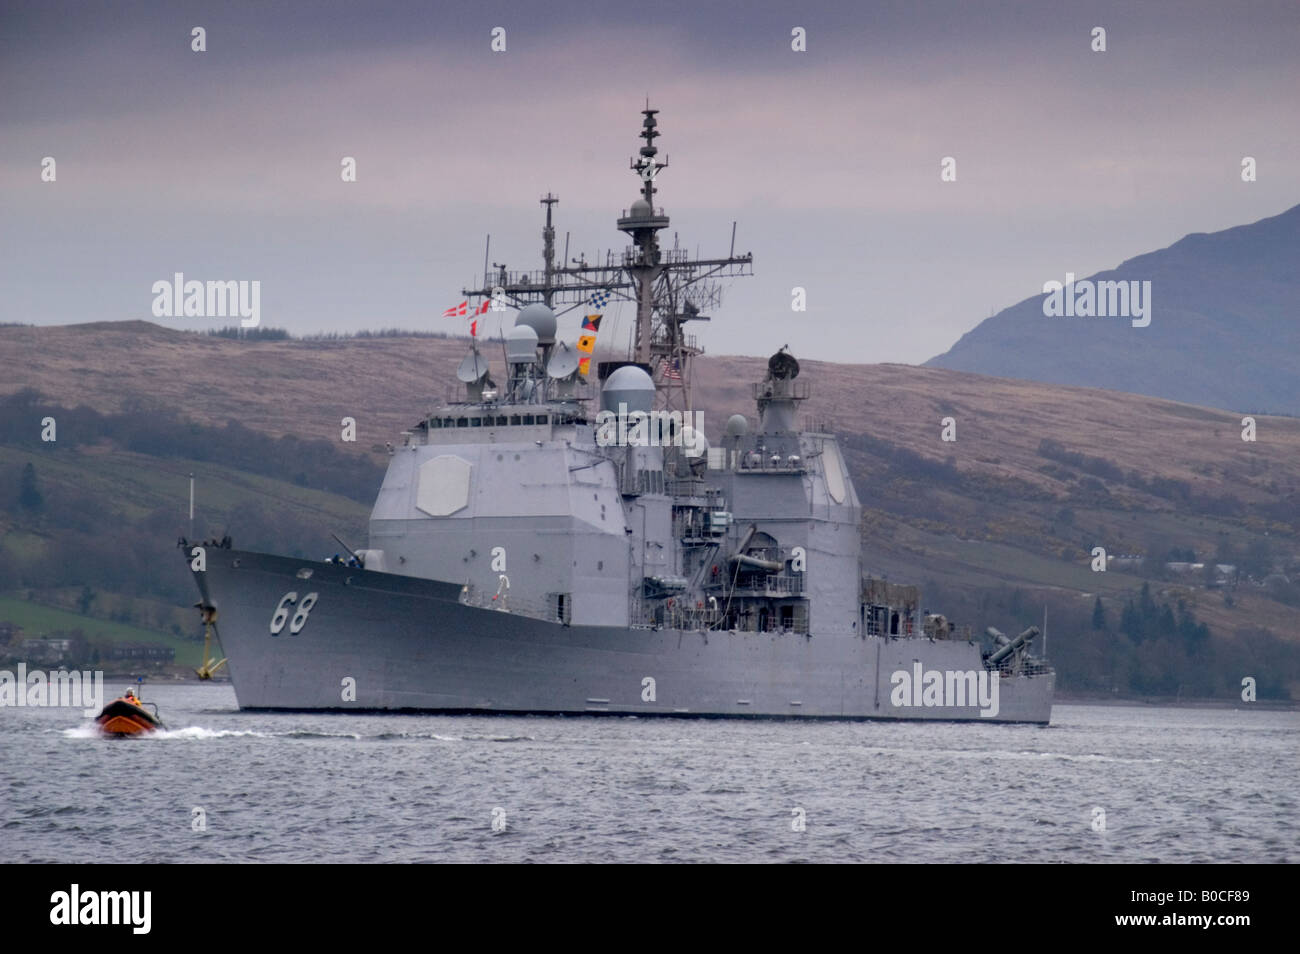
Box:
868, 624, 913, 638
667, 606, 722, 631
732, 616, 809, 635
922, 623, 975, 641
650, 332, 700, 352
735, 455, 807, 474
751, 380, 811, 401
668, 480, 725, 500
727, 574, 803, 596
457, 586, 554, 622
989, 656, 1055, 677
704, 566, 802, 596
650, 335, 702, 357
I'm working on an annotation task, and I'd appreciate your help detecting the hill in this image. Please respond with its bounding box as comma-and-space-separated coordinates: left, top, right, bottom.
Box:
926, 203, 1300, 416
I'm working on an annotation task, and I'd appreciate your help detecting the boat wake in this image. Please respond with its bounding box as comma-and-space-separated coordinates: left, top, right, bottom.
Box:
62, 724, 268, 740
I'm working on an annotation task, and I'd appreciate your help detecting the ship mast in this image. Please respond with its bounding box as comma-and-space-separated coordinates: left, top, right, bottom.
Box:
462, 105, 753, 407
616, 107, 669, 365
541, 192, 557, 308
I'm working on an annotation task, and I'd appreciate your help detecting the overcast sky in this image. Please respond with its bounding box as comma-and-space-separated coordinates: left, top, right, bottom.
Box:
2, 0, 1297, 364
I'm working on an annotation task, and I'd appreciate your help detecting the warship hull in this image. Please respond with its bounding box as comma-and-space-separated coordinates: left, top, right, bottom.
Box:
193, 550, 1054, 724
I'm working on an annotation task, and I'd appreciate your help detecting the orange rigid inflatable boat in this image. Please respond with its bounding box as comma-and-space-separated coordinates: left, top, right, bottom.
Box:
95, 690, 164, 736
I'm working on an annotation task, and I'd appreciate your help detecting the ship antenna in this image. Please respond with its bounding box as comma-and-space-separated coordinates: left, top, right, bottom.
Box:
541, 193, 558, 307
617, 107, 669, 364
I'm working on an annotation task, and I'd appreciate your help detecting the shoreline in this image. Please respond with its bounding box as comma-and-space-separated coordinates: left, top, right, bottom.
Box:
1054, 692, 1297, 711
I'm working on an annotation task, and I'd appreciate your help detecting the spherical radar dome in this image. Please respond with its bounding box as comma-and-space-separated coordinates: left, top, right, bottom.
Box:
505, 323, 540, 363
725, 413, 750, 438
681, 425, 709, 459
601, 364, 655, 414
515, 303, 557, 344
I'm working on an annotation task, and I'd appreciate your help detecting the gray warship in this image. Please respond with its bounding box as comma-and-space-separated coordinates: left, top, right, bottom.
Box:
184, 108, 1054, 723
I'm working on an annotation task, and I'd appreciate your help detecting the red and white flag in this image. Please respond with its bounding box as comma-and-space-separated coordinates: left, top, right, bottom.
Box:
444, 299, 490, 319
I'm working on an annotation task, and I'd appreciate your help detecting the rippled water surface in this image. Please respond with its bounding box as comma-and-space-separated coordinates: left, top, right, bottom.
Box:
2, 685, 1295, 862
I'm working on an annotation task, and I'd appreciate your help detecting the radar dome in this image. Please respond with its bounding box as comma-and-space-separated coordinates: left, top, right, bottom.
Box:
725, 414, 750, 438
681, 425, 708, 459
629, 197, 652, 217
515, 303, 557, 344
600, 365, 655, 414
505, 324, 539, 363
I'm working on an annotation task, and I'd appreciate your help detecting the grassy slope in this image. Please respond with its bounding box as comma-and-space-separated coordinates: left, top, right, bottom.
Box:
0, 444, 370, 530
0, 596, 201, 666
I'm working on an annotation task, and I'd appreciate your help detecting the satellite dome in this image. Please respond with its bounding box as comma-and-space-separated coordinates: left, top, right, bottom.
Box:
601, 364, 655, 414
681, 425, 708, 459
515, 303, 557, 344
505, 324, 540, 363
725, 414, 750, 438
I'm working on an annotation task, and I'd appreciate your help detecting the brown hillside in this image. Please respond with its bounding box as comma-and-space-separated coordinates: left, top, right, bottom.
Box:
3, 321, 1298, 510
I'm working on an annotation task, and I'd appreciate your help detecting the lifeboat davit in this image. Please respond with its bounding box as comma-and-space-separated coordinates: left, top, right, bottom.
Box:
95, 693, 163, 736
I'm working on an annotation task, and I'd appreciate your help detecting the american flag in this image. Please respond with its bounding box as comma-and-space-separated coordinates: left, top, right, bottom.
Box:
663, 358, 682, 380
589, 289, 611, 310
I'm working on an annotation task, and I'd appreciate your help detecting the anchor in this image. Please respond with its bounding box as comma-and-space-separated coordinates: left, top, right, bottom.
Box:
193, 602, 228, 680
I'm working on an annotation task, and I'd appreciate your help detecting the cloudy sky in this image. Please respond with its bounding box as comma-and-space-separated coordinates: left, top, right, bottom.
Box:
2, 0, 1297, 364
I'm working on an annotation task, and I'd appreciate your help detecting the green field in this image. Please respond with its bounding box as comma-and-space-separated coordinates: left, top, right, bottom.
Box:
0, 595, 201, 666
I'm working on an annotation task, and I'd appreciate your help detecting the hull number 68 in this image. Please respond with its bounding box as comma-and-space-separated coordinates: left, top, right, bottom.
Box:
270, 591, 319, 635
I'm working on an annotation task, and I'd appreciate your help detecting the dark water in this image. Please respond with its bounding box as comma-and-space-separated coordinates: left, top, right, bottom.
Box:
2, 684, 1295, 863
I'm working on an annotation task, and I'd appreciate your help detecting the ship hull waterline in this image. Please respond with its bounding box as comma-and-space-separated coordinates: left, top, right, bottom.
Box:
191, 550, 1054, 724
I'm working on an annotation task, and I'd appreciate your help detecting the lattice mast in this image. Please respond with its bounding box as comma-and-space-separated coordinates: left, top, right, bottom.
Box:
462, 106, 753, 408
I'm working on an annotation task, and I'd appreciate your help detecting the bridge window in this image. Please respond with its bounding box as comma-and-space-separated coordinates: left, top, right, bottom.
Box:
496, 416, 508, 426
470, 417, 482, 427
456, 418, 468, 428
509, 415, 522, 425
523, 414, 535, 425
